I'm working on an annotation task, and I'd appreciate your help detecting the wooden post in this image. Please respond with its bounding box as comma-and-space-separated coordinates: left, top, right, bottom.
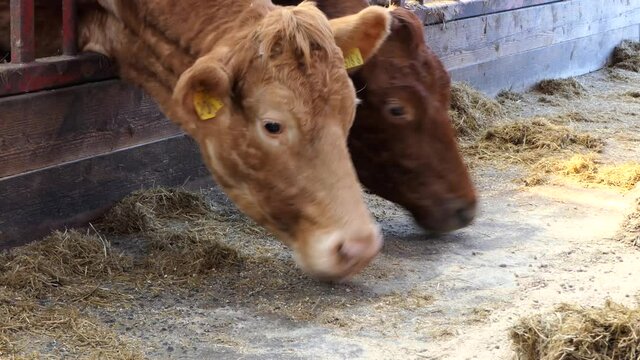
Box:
62, 0, 77, 56
10, 0, 35, 63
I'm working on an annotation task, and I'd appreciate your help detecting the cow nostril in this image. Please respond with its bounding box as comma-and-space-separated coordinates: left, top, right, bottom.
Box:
455, 203, 476, 226
335, 240, 347, 259
336, 230, 382, 264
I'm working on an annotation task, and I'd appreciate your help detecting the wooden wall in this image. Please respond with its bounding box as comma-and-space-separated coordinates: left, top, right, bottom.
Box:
422, 0, 640, 95
0, 81, 211, 248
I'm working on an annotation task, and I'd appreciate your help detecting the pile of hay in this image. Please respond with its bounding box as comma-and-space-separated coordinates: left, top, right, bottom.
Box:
614, 198, 640, 248
0, 230, 143, 357
529, 154, 640, 190
469, 119, 603, 165
612, 40, 640, 73
551, 111, 610, 124
622, 91, 640, 99
0, 287, 142, 359
98, 187, 211, 234
0, 187, 254, 358
535, 78, 586, 99
0, 229, 133, 302
97, 188, 246, 278
449, 82, 503, 138
556, 155, 640, 190
510, 300, 640, 360
496, 90, 525, 104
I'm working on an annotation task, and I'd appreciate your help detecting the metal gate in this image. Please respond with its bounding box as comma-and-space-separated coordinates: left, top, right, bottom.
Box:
0, 0, 114, 97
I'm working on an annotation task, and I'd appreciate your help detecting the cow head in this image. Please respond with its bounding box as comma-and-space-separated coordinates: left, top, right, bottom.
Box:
173, 3, 392, 280
346, 7, 477, 232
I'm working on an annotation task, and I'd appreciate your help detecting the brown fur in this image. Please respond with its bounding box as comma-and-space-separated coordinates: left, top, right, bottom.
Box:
0, 0, 393, 280
273, 1, 478, 232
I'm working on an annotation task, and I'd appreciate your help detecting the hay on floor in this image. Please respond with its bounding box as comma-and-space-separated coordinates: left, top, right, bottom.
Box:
612, 40, 640, 73
98, 187, 211, 234
143, 227, 243, 277
551, 111, 610, 124
496, 90, 525, 104
97, 187, 247, 278
0, 187, 254, 358
469, 119, 603, 165
0, 287, 142, 359
0, 229, 133, 301
535, 78, 586, 99
529, 154, 640, 190
615, 198, 640, 248
510, 300, 640, 360
449, 82, 503, 138
558, 155, 640, 189
622, 91, 640, 99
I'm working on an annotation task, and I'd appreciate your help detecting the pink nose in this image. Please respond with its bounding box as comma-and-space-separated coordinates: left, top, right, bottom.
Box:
294, 225, 383, 281
337, 230, 383, 262
329, 226, 383, 281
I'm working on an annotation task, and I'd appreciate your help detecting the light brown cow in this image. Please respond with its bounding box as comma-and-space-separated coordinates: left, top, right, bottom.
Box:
1, 1, 394, 281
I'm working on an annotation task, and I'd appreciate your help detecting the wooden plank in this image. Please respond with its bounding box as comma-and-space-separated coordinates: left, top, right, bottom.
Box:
424, 0, 640, 70
448, 25, 640, 96
0, 79, 182, 178
412, 0, 563, 25
0, 134, 212, 249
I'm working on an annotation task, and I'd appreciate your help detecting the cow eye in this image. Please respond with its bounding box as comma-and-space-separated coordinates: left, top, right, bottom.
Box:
388, 105, 405, 117
263, 120, 283, 135
385, 99, 409, 120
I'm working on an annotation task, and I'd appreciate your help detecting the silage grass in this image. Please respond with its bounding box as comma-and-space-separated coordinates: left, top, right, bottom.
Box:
511, 300, 640, 360
528, 154, 640, 190
449, 82, 503, 138
0, 229, 133, 304
0, 230, 141, 358
535, 78, 586, 99
0, 188, 258, 358
1, 287, 143, 359
615, 198, 640, 248
611, 40, 640, 73
465, 118, 603, 166
450, 82, 640, 191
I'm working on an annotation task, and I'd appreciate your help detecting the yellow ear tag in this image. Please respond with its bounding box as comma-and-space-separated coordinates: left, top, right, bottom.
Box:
193, 90, 224, 121
344, 48, 364, 69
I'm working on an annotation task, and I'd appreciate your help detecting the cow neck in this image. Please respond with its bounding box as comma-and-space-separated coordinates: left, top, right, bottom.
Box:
114, 0, 274, 66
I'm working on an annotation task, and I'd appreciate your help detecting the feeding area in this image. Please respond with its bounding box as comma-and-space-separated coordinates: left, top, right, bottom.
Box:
1, 44, 639, 359
1, 0, 640, 359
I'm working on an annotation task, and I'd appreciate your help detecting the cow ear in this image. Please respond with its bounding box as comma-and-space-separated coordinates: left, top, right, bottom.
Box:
173, 55, 232, 127
328, 6, 391, 67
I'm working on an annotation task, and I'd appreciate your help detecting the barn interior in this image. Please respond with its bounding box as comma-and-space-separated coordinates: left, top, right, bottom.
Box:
1, 0, 640, 359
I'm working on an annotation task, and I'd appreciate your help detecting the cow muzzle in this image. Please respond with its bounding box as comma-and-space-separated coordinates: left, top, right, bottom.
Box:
293, 224, 383, 281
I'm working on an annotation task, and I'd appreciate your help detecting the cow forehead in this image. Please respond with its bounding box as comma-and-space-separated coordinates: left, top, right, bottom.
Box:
242, 57, 356, 119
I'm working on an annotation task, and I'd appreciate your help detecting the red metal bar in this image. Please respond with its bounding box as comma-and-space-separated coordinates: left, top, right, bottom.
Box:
62, 0, 77, 55
10, 0, 35, 63
0, 54, 117, 97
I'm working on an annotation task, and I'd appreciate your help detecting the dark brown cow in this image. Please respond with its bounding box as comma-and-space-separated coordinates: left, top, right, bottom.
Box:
275, 0, 478, 232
